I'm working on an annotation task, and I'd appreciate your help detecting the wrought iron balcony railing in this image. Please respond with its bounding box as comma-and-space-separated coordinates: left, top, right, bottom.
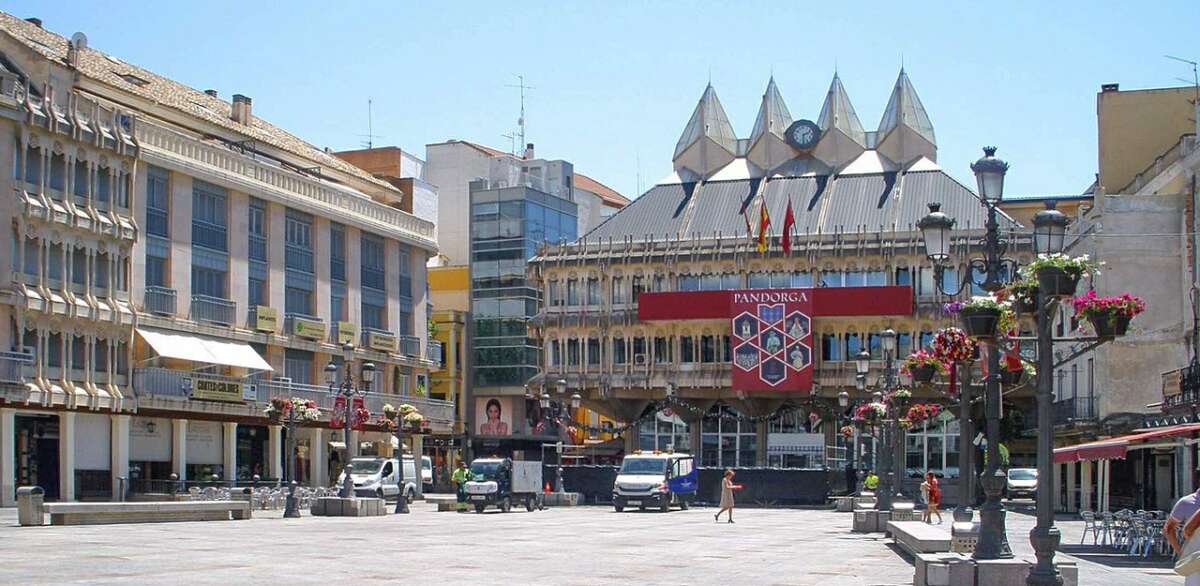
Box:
190, 294, 236, 326
1053, 396, 1096, 424
143, 286, 178, 316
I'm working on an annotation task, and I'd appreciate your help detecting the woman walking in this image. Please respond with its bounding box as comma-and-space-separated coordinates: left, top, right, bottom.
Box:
715, 469, 740, 523
921, 472, 943, 524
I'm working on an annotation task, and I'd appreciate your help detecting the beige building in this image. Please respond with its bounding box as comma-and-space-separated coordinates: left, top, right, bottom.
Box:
0, 14, 451, 503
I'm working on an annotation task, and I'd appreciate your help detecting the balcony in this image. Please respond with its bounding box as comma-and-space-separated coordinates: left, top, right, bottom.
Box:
1163, 364, 1200, 411
0, 351, 33, 384
190, 295, 236, 326
427, 341, 444, 366
285, 313, 326, 341
143, 286, 177, 316
398, 335, 421, 358
1053, 396, 1096, 425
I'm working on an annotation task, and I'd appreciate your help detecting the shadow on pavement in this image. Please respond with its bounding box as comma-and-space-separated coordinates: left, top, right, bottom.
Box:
1059, 544, 1175, 570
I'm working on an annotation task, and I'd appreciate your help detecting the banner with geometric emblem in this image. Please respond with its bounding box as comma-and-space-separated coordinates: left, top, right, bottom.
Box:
730, 289, 814, 393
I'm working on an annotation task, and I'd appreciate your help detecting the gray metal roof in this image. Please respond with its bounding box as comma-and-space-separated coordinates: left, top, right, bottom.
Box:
579, 168, 1018, 245
817, 74, 866, 146
877, 69, 936, 147
749, 77, 793, 146
673, 84, 739, 160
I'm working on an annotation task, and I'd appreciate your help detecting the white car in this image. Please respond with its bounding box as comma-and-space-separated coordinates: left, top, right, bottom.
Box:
1006, 467, 1038, 500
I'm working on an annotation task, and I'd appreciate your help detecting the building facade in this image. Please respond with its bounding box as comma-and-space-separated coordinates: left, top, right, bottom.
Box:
0, 14, 450, 503
528, 72, 1034, 478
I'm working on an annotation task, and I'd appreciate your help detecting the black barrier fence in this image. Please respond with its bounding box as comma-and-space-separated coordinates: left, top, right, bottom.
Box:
546, 465, 837, 506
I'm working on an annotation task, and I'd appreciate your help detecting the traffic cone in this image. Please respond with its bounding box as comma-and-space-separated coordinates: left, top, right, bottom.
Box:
544, 481, 552, 494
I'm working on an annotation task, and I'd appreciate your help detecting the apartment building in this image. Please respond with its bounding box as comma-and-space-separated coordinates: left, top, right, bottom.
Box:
0, 14, 450, 503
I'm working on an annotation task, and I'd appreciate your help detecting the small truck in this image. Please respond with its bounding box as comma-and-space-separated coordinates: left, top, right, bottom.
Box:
463, 457, 543, 513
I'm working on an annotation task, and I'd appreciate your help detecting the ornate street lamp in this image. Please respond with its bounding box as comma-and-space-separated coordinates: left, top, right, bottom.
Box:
838, 390, 850, 408
325, 344, 374, 499
1032, 201, 1069, 255
971, 146, 1009, 204
916, 204, 956, 265
855, 349, 871, 377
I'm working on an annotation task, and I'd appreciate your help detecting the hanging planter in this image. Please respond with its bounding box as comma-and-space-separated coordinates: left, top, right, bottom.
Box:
1073, 291, 1144, 340
901, 350, 945, 384
1022, 254, 1102, 299
888, 388, 913, 412
1008, 278, 1040, 315
959, 306, 1003, 339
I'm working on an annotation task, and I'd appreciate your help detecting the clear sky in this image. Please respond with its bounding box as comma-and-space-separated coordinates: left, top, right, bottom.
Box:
6, 1, 1198, 200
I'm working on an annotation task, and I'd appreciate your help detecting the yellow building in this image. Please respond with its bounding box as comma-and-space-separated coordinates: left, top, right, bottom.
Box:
1096, 84, 1198, 195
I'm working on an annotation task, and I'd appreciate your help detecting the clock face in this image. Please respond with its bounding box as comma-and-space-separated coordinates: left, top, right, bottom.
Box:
785, 119, 822, 150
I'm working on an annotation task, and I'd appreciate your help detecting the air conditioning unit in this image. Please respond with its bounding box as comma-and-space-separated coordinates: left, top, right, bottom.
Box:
633, 354, 646, 366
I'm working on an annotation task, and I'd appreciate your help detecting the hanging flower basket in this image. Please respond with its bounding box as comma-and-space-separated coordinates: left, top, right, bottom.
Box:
1007, 278, 1040, 315
901, 350, 945, 384
1074, 291, 1144, 340
854, 402, 887, 427
1023, 254, 1101, 298
932, 327, 976, 365
910, 364, 937, 383
1035, 267, 1080, 298
959, 306, 1002, 339
998, 368, 1025, 386
888, 388, 913, 411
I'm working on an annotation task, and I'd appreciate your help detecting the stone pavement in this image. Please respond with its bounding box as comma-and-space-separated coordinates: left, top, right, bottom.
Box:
0, 503, 1184, 585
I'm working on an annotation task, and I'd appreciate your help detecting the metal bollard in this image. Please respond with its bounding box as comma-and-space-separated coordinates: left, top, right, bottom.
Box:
117, 477, 127, 502
17, 486, 45, 526
169, 473, 179, 498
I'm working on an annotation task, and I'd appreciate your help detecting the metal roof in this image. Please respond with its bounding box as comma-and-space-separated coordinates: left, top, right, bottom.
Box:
817, 74, 866, 146
749, 77, 793, 145
673, 84, 738, 160
877, 69, 936, 147
583, 182, 697, 241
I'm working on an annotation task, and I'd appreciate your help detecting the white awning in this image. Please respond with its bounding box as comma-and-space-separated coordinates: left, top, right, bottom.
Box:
137, 329, 273, 371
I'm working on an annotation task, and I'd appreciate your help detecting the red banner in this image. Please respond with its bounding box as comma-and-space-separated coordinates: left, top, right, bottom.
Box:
638, 286, 912, 321
731, 289, 814, 392
351, 396, 367, 431
330, 395, 347, 429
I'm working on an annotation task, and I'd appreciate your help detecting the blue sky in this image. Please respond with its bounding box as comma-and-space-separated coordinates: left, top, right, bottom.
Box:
7, 1, 1198, 199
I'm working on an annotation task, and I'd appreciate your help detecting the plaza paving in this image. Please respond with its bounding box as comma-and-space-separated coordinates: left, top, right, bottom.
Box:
0, 501, 1184, 585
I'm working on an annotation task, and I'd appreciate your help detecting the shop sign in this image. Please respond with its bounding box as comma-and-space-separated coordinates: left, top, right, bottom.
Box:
337, 321, 356, 345
293, 317, 326, 340
190, 378, 245, 404
368, 331, 398, 352
254, 306, 278, 333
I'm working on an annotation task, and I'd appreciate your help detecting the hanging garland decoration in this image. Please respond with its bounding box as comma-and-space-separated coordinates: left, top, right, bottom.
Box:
545, 395, 843, 438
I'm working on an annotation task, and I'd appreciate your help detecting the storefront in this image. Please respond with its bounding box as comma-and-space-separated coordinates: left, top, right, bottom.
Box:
1054, 422, 1200, 512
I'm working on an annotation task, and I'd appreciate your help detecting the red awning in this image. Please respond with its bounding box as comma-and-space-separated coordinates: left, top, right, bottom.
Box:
1054, 423, 1200, 464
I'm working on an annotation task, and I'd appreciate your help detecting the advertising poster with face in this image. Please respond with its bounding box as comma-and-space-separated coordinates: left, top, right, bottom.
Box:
476, 397, 513, 436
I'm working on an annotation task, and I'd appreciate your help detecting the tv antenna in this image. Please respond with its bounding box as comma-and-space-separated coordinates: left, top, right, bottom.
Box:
501, 131, 517, 156
505, 74, 534, 151
358, 99, 384, 149
1165, 55, 1199, 103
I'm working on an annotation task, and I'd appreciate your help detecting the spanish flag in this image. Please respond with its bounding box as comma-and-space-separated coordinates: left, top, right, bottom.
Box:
756, 200, 771, 253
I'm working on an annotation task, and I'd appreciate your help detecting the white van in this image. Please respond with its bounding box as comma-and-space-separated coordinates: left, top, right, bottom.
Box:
612, 452, 697, 512
338, 457, 417, 502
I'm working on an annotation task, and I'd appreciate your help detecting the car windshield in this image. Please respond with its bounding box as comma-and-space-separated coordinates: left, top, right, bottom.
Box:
1009, 469, 1037, 480
470, 461, 502, 480
620, 458, 668, 475
347, 459, 384, 475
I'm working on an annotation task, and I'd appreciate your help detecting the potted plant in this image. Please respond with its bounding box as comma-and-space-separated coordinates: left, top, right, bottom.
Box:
888, 388, 913, 411
1007, 278, 1040, 315
901, 350, 945, 384
1073, 290, 1145, 339
1023, 254, 1101, 298
854, 402, 887, 427
932, 327, 976, 365
947, 296, 1011, 339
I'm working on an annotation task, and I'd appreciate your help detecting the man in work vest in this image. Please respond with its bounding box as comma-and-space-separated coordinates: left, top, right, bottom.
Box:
452, 460, 473, 512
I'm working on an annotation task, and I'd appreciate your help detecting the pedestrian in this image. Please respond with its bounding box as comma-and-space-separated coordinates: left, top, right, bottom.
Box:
845, 461, 858, 496
1166, 486, 1200, 584
921, 472, 943, 524
451, 460, 473, 513
864, 470, 879, 492
714, 469, 741, 524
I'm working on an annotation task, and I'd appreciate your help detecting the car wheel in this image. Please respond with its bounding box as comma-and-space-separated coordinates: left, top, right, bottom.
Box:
680, 498, 689, 511
376, 488, 385, 500
614, 505, 624, 513
525, 497, 535, 512
500, 496, 512, 513
474, 504, 485, 513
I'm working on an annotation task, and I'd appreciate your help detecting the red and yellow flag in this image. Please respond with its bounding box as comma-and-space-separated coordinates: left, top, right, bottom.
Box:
756, 200, 771, 253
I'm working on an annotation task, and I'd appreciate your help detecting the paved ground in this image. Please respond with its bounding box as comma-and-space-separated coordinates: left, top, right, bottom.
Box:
0, 500, 1183, 585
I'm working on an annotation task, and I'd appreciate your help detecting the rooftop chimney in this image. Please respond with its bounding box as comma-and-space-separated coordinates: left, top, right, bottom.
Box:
25, 17, 42, 28
204, 89, 218, 98
1101, 83, 1120, 93
523, 142, 535, 160
231, 94, 252, 125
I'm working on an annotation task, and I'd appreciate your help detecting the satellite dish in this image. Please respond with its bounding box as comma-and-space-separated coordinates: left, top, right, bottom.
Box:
70, 32, 88, 50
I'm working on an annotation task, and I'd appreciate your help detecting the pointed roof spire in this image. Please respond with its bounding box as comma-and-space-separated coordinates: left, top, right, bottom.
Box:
749, 76, 793, 145
673, 84, 738, 160
877, 69, 935, 146
817, 73, 865, 146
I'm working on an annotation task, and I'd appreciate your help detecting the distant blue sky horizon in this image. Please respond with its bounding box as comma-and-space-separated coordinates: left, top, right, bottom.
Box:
5, 1, 1197, 200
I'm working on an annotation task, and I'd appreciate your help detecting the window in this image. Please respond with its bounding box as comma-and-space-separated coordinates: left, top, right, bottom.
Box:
248, 198, 267, 262
191, 180, 227, 252
48, 153, 66, 193
47, 244, 62, 281
146, 166, 170, 238
331, 284, 347, 321
653, 337, 672, 364
632, 276, 646, 301
701, 406, 756, 467
360, 234, 386, 291
898, 332, 913, 358
678, 275, 700, 291
844, 271, 866, 287
790, 272, 813, 288
903, 415, 961, 478
330, 223, 346, 282
567, 339, 580, 366
632, 337, 646, 363
398, 247, 412, 300
895, 267, 912, 287
865, 271, 887, 286
47, 332, 62, 368
586, 278, 600, 305
549, 340, 561, 367
72, 160, 88, 202
611, 277, 626, 304
361, 299, 385, 330
566, 279, 579, 306
700, 335, 716, 363
919, 331, 935, 350
748, 272, 770, 289
821, 333, 841, 362
94, 252, 110, 290
844, 333, 863, 360
819, 271, 842, 287
548, 281, 561, 307
680, 336, 696, 363
192, 266, 226, 298
71, 335, 87, 370
71, 248, 87, 286
248, 276, 266, 307
284, 349, 314, 385
23, 145, 41, 185
146, 255, 167, 288
700, 275, 722, 291
93, 341, 108, 374
612, 337, 627, 365
587, 338, 601, 366
639, 411, 690, 452
767, 411, 825, 468
285, 211, 314, 273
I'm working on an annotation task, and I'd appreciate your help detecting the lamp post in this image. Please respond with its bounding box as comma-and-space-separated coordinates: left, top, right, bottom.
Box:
541, 378, 581, 492
838, 389, 856, 494
325, 343, 375, 499
918, 146, 1016, 560
953, 361, 976, 523
880, 328, 904, 505
282, 405, 301, 518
